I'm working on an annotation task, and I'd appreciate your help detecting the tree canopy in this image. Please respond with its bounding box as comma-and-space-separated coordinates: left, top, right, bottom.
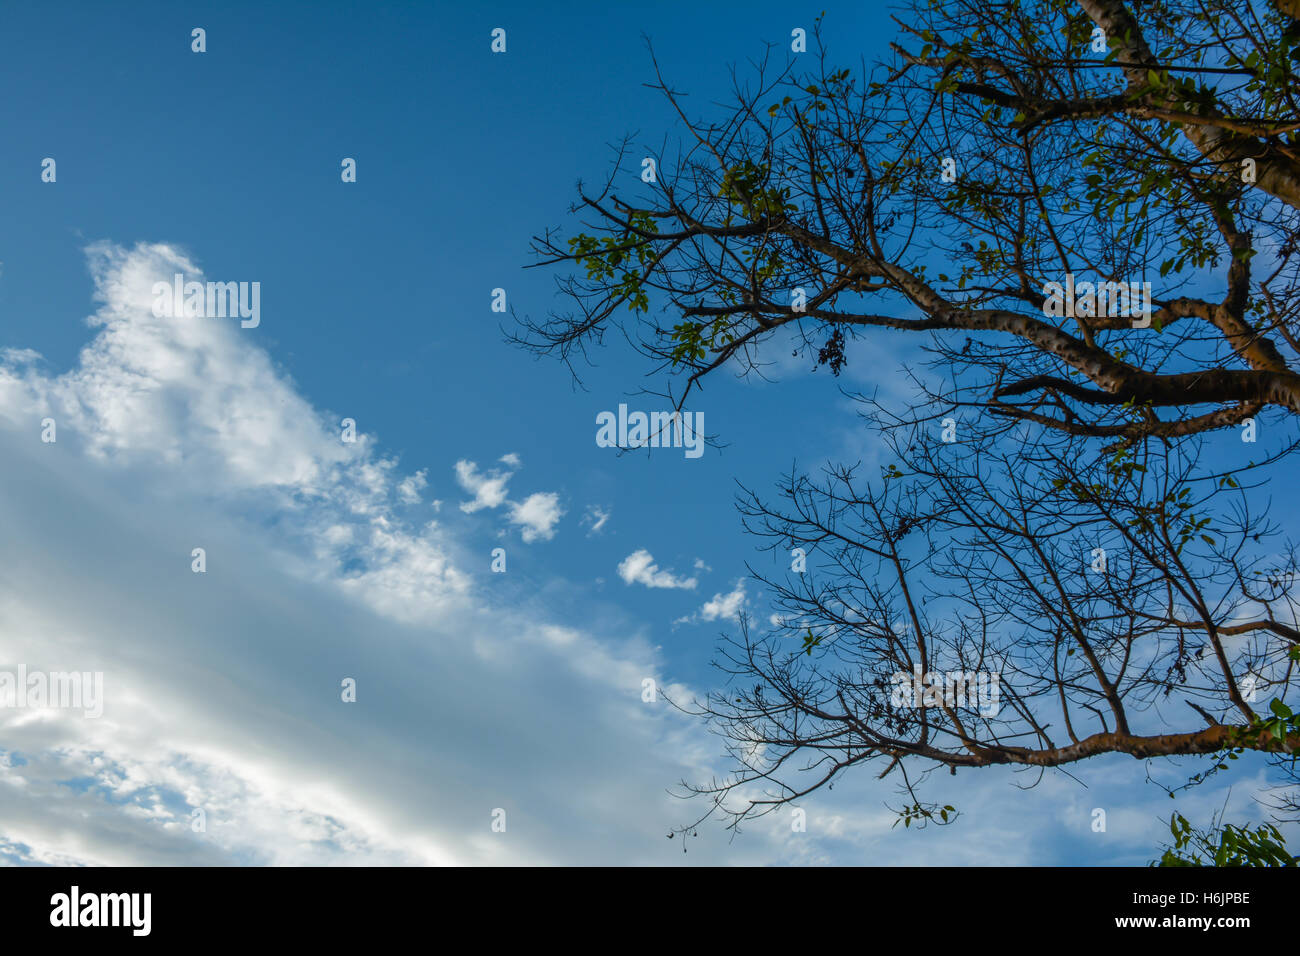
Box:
522, 0, 1300, 841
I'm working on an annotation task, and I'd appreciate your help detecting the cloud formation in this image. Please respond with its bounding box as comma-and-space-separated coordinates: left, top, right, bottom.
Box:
0, 242, 764, 865
699, 580, 747, 622
0, 241, 1231, 867
617, 549, 698, 590
454, 455, 564, 542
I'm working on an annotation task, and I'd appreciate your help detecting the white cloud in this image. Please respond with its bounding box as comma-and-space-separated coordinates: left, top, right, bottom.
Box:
508, 492, 563, 543
454, 454, 563, 542
700, 580, 747, 622
0, 241, 787, 865
20, 242, 356, 498
617, 549, 698, 590
455, 459, 513, 513
396, 469, 427, 504
582, 505, 611, 536
0, 347, 41, 365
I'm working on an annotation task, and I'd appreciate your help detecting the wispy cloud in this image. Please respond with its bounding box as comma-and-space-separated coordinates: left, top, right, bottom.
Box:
582, 505, 611, 537
396, 469, 428, 504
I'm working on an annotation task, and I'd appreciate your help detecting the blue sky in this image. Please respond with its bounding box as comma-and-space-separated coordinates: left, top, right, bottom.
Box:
0, 0, 1288, 865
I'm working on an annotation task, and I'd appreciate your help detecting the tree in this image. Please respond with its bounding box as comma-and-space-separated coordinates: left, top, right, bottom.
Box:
1154, 808, 1297, 866
520, 0, 1300, 840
